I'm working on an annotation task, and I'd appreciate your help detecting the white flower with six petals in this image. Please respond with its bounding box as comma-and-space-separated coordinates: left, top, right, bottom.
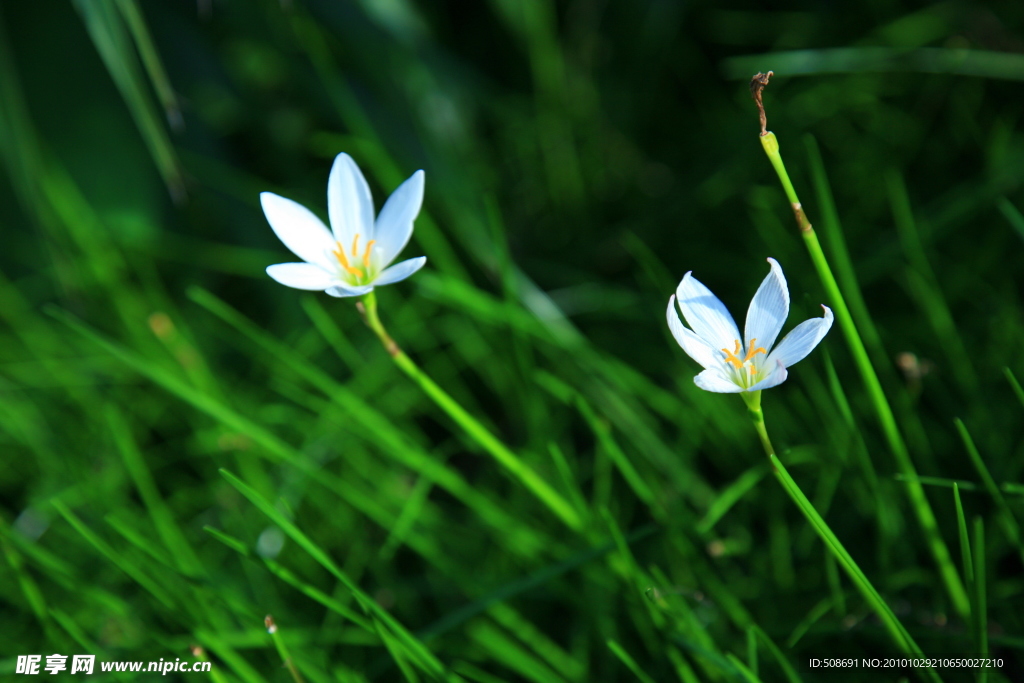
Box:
261, 153, 427, 298
667, 258, 833, 393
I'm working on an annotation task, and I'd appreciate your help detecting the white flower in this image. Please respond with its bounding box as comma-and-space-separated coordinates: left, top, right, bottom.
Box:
666, 258, 833, 393
261, 153, 427, 297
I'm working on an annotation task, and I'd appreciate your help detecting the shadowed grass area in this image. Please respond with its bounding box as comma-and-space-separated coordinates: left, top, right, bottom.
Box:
1, 1, 1023, 682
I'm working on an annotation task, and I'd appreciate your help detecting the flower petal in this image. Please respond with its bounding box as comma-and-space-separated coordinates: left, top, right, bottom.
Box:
747, 361, 789, 391
744, 257, 789, 354
674, 272, 742, 351
372, 256, 427, 287
266, 263, 337, 290
260, 193, 336, 269
325, 282, 375, 298
693, 367, 745, 393
327, 153, 375, 247
374, 170, 424, 266
667, 295, 720, 369
766, 305, 834, 368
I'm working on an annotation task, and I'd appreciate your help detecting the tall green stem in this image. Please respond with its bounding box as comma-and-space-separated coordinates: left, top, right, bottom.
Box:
758, 131, 969, 618
358, 291, 584, 532
742, 394, 940, 683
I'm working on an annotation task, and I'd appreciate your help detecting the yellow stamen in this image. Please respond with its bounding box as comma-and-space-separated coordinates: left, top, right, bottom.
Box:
722, 339, 767, 370
333, 241, 364, 278
362, 239, 377, 268
333, 242, 351, 269
722, 340, 744, 369
744, 338, 767, 362
351, 234, 360, 257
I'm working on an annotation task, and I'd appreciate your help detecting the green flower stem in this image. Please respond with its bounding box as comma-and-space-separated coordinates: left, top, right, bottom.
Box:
358, 291, 584, 532
741, 394, 940, 682
759, 132, 970, 619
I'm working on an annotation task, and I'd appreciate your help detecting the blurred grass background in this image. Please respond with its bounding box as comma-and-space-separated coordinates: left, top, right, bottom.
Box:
2, 0, 1024, 681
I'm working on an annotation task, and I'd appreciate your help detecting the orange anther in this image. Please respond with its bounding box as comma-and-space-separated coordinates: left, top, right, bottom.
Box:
352, 234, 360, 257
333, 241, 365, 278
362, 239, 377, 268
333, 242, 351, 269
722, 340, 745, 369
744, 338, 767, 362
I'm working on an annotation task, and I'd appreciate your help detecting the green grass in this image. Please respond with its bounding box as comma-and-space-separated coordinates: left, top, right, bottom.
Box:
1, 1, 1023, 682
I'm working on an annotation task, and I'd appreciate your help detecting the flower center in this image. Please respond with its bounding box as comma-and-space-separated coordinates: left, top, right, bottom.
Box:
721, 339, 767, 383
332, 234, 377, 283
